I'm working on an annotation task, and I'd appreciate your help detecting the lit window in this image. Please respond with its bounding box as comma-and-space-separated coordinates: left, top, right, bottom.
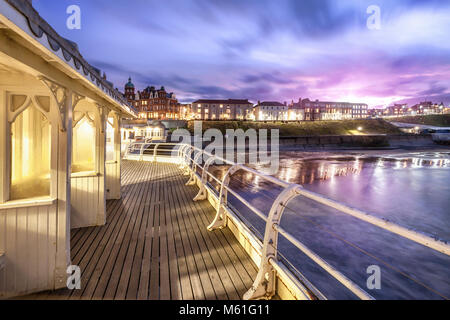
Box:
11, 106, 51, 200
72, 117, 95, 173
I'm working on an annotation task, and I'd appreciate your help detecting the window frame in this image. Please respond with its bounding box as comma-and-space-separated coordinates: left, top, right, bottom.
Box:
71, 103, 101, 177
1, 90, 58, 205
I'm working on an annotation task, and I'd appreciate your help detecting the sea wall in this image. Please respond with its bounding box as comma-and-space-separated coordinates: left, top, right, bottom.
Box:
277, 134, 436, 149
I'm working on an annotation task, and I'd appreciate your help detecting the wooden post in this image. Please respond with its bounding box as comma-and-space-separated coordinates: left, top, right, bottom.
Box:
54, 88, 72, 289
96, 104, 107, 225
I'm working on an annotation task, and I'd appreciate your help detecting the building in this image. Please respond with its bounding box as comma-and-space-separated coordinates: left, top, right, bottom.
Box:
121, 120, 166, 151
292, 98, 366, 121
179, 103, 193, 120
410, 101, 445, 115
288, 100, 305, 121
254, 101, 289, 121
379, 102, 447, 117
368, 108, 384, 118
192, 99, 254, 120
124, 78, 180, 120
383, 103, 408, 117
0, 0, 138, 298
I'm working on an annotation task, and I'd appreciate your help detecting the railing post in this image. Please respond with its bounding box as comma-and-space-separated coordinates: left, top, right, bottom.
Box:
193, 156, 217, 201
186, 150, 203, 186
207, 164, 241, 231
178, 144, 188, 166
139, 143, 145, 161
153, 143, 160, 162
244, 184, 301, 300
182, 145, 192, 170
183, 148, 194, 175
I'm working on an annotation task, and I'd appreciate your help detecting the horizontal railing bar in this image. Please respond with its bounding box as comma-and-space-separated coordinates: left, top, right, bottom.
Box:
274, 224, 374, 300
188, 146, 290, 188
223, 186, 268, 222
295, 188, 450, 256
204, 170, 223, 185
126, 142, 449, 300
268, 257, 326, 301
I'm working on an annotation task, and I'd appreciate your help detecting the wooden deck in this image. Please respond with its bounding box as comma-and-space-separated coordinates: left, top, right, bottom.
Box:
23, 160, 257, 300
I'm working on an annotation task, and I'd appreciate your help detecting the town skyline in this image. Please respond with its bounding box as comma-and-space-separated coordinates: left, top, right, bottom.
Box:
33, 0, 450, 108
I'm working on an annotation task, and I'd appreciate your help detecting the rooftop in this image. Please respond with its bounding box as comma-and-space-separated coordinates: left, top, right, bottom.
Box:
193, 99, 252, 105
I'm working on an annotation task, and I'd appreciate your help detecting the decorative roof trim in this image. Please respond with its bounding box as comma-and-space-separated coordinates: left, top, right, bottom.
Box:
3, 0, 138, 117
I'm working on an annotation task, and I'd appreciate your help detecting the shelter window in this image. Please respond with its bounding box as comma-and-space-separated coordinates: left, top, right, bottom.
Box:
72, 117, 96, 173
10, 106, 51, 200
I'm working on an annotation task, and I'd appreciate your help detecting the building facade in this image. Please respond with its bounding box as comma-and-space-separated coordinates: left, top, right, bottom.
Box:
192, 99, 254, 120
377, 102, 447, 117
254, 101, 289, 121
293, 98, 367, 121
124, 78, 180, 120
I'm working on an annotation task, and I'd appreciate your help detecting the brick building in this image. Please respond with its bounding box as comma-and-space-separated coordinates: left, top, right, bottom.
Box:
124, 78, 180, 120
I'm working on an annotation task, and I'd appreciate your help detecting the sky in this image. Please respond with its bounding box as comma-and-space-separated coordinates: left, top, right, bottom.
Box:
33, 0, 450, 107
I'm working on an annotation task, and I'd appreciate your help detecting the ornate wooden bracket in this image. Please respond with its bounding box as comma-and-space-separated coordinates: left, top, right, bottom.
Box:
96, 104, 109, 134
39, 76, 68, 131
72, 91, 85, 110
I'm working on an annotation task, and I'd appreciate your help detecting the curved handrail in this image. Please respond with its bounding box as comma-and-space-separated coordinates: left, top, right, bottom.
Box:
124, 142, 450, 300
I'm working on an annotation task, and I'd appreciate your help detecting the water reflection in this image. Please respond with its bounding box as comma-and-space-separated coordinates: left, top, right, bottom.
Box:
207, 151, 450, 300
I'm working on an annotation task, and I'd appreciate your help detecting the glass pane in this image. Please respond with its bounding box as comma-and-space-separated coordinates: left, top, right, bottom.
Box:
11, 107, 51, 200
106, 119, 115, 162
72, 118, 95, 173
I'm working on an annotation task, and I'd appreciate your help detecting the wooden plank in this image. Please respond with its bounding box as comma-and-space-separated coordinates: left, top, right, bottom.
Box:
158, 164, 172, 300
0, 252, 5, 270
100, 160, 154, 299
72, 160, 146, 299
116, 161, 156, 299
135, 162, 159, 299
191, 185, 258, 297
155, 163, 194, 300
47, 159, 145, 300
166, 165, 204, 300
25, 161, 256, 300
87, 161, 150, 299
167, 164, 222, 300
179, 172, 257, 298
170, 166, 240, 300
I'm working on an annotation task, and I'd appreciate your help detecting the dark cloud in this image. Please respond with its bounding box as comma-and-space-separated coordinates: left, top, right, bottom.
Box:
240, 72, 294, 85
418, 83, 448, 96
33, 0, 450, 106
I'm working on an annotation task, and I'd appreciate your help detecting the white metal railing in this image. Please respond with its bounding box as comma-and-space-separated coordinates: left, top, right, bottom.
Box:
124, 142, 450, 300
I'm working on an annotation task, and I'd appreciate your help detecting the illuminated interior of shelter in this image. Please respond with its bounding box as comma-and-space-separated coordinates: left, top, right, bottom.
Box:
0, 0, 137, 298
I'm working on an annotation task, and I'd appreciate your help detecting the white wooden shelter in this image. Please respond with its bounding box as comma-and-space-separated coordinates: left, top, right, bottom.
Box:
0, 0, 137, 298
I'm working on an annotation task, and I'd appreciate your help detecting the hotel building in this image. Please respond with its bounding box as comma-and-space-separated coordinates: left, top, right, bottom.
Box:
124, 78, 180, 120
192, 99, 254, 120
